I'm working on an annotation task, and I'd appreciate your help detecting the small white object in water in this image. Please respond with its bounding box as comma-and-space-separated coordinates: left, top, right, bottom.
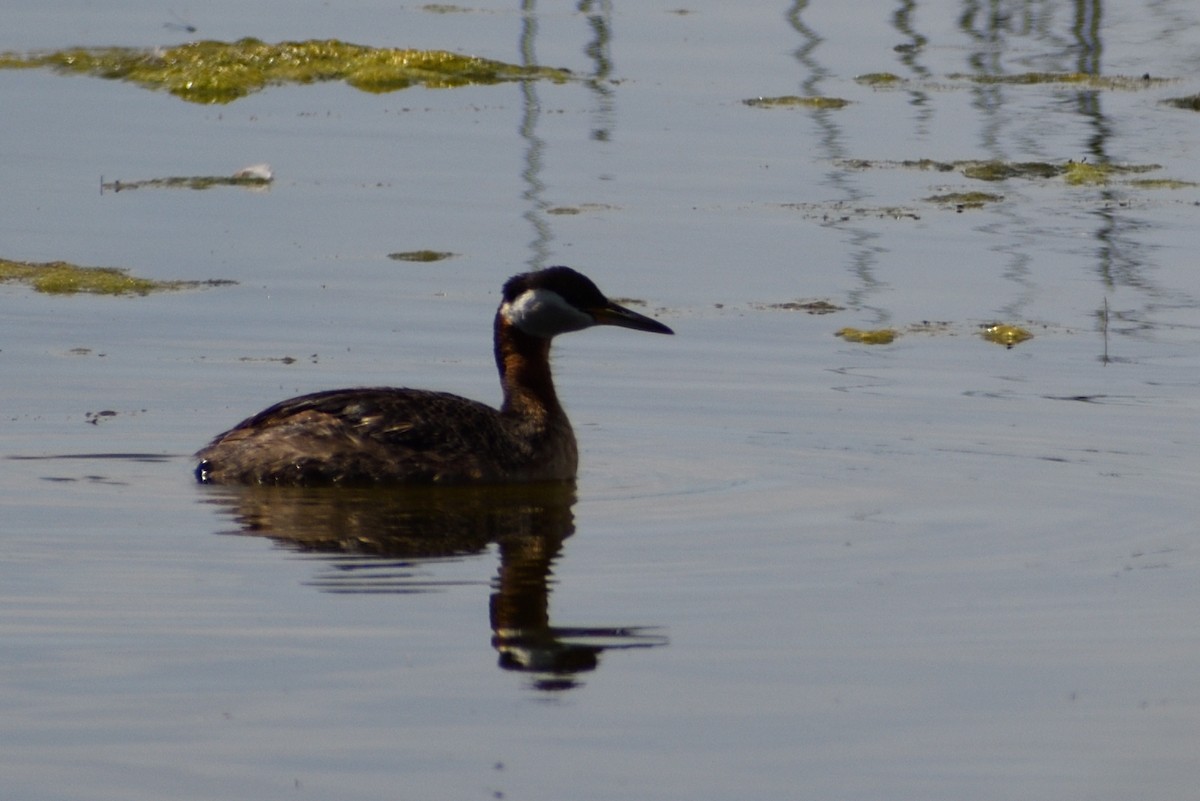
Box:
233, 163, 273, 181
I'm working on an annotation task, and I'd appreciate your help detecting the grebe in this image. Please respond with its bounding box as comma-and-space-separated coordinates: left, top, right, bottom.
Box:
195, 267, 673, 486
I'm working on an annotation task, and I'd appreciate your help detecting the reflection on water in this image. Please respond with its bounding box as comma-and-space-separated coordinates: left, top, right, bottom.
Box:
578, 0, 616, 143
516, 1, 615, 270
786, 3, 891, 321
200, 482, 666, 691
517, 2, 551, 270
781, 1, 1193, 332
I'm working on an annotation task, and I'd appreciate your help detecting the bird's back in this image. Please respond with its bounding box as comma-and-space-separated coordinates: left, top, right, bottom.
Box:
195, 387, 577, 486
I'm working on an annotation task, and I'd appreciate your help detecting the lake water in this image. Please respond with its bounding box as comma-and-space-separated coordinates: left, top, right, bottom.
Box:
4, 2, 1200, 799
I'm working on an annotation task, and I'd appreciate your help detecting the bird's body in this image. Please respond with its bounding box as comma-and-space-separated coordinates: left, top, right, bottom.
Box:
195, 267, 672, 486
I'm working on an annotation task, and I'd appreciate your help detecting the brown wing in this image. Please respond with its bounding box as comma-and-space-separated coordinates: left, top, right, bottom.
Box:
196, 388, 535, 485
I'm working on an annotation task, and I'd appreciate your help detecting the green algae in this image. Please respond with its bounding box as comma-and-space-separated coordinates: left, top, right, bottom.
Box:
546, 203, 618, 215
0, 258, 234, 296
959, 160, 1061, 181
836, 327, 896, 345
839, 158, 957, 173
0, 38, 571, 104
760, 299, 845, 315
101, 171, 272, 193
1163, 95, 1200, 111
1129, 178, 1199, 189
388, 250, 456, 262
855, 72, 903, 87
743, 95, 850, 109
843, 158, 1164, 185
1062, 161, 1110, 185
1062, 160, 1160, 185
953, 158, 1158, 184
949, 71, 1169, 90
778, 200, 922, 222
981, 323, 1033, 349
924, 191, 1004, 208
901, 159, 958, 172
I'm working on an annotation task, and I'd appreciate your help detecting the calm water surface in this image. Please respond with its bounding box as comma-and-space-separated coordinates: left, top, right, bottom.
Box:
3, 2, 1200, 799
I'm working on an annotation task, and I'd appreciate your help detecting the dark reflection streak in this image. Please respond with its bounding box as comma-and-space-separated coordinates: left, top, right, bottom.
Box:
7, 452, 175, 461
958, 2, 1006, 154
578, 0, 615, 142
958, 3, 1037, 320
1072, 0, 1123, 295
202, 483, 665, 692
891, 0, 934, 135
785, 2, 887, 319
891, 0, 929, 77
957, 3, 1185, 330
1069, 1, 1133, 300
1073, 0, 1102, 76
518, 2, 551, 271
1067, 2, 1182, 323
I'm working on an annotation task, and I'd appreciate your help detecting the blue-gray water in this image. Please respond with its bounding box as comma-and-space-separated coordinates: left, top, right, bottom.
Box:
4, 2, 1200, 799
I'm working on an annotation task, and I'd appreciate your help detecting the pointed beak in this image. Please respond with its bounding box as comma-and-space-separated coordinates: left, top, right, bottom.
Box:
590, 301, 674, 335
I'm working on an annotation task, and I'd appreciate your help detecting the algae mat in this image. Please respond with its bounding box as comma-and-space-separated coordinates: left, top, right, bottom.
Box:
0, 258, 234, 296
0, 38, 571, 104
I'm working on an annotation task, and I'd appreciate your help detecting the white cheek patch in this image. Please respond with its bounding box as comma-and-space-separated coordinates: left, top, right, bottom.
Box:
501, 288, 595, 338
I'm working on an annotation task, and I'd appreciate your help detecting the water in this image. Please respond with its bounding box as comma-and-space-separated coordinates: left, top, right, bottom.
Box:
4, 2, 1200, 799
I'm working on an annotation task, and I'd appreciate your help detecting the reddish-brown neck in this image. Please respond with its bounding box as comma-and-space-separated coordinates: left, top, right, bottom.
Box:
494, 313, 564, 418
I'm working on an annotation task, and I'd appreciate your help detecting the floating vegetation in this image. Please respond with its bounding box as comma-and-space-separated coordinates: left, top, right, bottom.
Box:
905, 320, 954, 335
609, 296, 652, 309
759, 299, 845, 314
0, 38, 571, 104
547, 203, 618, 215
237, 354, 317, 365
948, 71, 1169, 90
1162, 95, 1200, 111
0, 257, 234, 296
743, 95, 850, 109
388, 250, 456, 262
841, 158, 1164, 185
1129, 178, 1198, 189
855, 72, 903, 86
742, 306, 1053, 348
839, 158, 956, 174
1063, 160, 1113, 186
835, 327, 896, 345
960, 160, 1062, 181
778, 201, 922, 221
102, 164, 273, 192
924, 191, 1004, 208
1059, 160, 1161, 186
981, 323, 1033, 348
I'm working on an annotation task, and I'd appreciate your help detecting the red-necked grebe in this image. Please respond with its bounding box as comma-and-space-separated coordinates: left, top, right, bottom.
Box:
195, 266, 673, 485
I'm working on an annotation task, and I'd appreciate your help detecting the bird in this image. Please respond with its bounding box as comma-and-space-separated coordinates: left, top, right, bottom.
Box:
195, 266, 673, 486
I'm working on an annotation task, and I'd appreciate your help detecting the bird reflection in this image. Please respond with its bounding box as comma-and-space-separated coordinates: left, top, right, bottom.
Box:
200, 482, 666, 690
